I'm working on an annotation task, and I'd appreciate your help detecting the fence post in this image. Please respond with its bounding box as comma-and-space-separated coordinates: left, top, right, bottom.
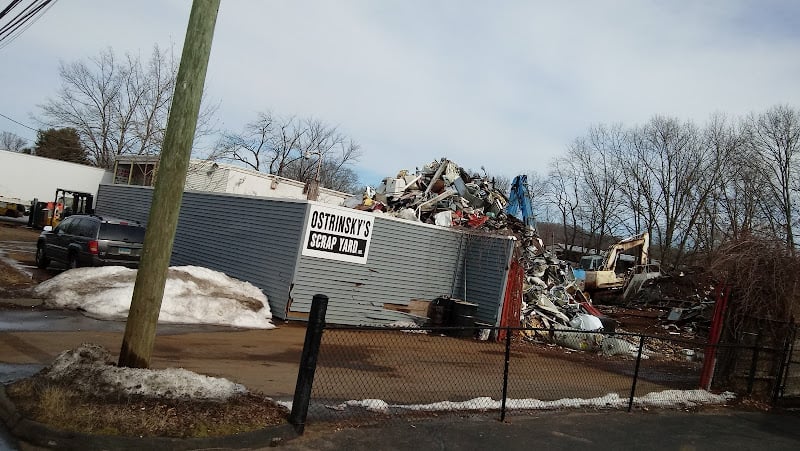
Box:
700, 284, 730, 389
772, 325, 795, 403
747, 328, 763, 395
500, 326, 512, 422
289, 294, 329, 434
627, 335, 646, 412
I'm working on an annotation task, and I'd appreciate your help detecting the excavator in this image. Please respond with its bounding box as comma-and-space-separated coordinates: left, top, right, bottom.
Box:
582, 232, 659, 302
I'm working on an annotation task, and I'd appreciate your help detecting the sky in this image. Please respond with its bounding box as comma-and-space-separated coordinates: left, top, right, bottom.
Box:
1, 0, 799, 185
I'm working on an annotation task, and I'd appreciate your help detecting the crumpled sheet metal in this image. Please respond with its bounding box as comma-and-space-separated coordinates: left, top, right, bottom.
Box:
348, 158, 511, 230
356, 158, 612, 349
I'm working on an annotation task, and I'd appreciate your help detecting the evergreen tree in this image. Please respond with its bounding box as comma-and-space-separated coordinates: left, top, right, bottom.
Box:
34, 128, 89, 164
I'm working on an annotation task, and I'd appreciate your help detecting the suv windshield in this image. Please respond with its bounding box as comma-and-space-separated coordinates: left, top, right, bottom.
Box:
99, 223, 146, 242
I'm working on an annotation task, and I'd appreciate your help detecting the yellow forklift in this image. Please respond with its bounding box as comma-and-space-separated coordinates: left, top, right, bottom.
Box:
29, 188, 94, 229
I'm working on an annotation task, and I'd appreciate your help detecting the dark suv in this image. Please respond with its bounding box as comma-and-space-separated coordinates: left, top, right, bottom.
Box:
36, 215, 146, 269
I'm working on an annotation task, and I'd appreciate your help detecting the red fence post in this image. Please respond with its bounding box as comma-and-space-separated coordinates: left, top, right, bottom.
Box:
700, 284, 730, 390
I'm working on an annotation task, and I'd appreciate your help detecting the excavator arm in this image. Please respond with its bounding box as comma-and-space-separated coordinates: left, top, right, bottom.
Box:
601, 232, 649, 271
583, 231, 653, 300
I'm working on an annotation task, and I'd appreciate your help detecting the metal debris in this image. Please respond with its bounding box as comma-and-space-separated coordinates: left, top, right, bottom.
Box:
348, 158, 510, 229
357, 158, 713, 360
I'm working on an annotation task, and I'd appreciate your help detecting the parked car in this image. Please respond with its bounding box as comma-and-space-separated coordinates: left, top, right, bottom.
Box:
36, 215, 146, 269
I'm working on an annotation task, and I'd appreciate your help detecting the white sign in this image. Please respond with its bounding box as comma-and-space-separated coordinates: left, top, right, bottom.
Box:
301, 205, 375, 264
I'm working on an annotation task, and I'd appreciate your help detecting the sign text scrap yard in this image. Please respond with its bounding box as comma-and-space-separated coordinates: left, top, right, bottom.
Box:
302, 205, 375, 264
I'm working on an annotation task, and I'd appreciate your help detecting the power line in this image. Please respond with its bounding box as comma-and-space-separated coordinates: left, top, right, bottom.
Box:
0, 111, 38, 132
0, 0, 43, 37
0, 1, 24, 20
0, 0, 56, 49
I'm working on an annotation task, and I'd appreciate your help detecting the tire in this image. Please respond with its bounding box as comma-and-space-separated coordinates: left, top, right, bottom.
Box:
68, 252, 79, 269
35, 244, 50, 269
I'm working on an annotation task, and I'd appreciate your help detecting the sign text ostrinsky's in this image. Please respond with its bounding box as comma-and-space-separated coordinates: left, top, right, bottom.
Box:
302, 205, 375, 264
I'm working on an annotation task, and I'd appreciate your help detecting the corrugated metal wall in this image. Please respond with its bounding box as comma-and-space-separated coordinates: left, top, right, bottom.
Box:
168, 191, 306, 319
462, 234, 515, 324
95, 184, 154, 224
95, 185, 514, 326
95, 184, 305, 319
289, 212, 514, 326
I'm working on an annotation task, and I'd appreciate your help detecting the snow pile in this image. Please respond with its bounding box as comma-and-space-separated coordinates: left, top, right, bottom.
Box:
33, 265, 274, 329
42, 344, 247, 400
346, 399, 391, 413
387, 321, 427, 333
329, 390, 735, 413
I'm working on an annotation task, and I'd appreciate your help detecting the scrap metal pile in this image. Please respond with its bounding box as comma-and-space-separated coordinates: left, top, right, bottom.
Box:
350, 158, 711, 358
345, 158, 511, 229
626, 271, 717, 336
348, 158, 636, 352
516, 260, 648, 357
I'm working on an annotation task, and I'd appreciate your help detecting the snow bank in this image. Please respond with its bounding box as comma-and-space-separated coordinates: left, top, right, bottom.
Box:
328, 390, 735, 413
43, 344, 247, 400
33, 265, 274, 329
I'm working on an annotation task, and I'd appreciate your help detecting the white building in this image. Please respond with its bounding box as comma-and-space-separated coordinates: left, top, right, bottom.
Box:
0, 150, 352, 208
112, 156, 351, 205
182, 160, 351, 205
0, 150, 113, 204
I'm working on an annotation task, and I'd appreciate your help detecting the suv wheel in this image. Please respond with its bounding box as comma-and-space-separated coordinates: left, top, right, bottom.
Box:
68, 252, 79, 269
35, 244, 49, 269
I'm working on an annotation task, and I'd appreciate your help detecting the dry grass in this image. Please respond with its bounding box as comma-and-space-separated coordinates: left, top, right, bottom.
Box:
710, 236, 800, 334
6, 376, 289, 438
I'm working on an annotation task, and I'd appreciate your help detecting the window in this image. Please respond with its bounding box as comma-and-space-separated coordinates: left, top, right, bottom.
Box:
99, 224, 145, 242
57, 217, 76, 235
72, 218, 97, 238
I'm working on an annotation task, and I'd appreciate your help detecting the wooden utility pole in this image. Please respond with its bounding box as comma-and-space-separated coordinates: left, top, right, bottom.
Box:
119, 0, 220, 368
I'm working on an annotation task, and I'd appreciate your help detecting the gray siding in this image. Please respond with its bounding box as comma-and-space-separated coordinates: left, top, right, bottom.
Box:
290, 213, 514, 326
95, 184, 306, 320
96, 184, 154, 224
95, 185, 515, 327
462, 234, 515, 324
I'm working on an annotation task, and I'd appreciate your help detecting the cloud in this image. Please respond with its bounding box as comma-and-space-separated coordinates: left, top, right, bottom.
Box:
2, 0, 799, 181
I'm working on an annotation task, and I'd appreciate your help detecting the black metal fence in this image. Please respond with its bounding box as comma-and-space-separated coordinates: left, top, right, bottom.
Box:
287, 296, 797, 433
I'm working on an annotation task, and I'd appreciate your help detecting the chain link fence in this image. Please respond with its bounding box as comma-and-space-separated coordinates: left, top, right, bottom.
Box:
285, 296, 794, 433
300, 325, 737, 424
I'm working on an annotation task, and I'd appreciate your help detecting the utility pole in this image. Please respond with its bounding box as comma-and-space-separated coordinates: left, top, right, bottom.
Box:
119, 0, 220, 368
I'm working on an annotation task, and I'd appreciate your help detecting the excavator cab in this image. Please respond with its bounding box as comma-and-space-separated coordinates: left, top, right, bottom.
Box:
583, 232, 655, 302
579, 255, 604, 271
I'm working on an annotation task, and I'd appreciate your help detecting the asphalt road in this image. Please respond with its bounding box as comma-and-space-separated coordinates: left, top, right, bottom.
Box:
279, 409, 800, 451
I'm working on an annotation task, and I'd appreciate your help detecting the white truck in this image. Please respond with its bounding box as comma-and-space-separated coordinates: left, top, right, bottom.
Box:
0, 150, 112, 207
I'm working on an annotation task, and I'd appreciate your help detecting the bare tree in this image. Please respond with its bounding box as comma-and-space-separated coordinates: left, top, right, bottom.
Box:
623, 116, 716, 267
1, 131, 27, 152
545, 157, 583, 253
747, 105, 800, 251
214, 113, 362, 193
37, 46, 216, 169
212, 112, 302, 173
691, 114, 752, 261
568, 124, 627, 252
535, 105, 799, 265
614, 124, 658, 248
